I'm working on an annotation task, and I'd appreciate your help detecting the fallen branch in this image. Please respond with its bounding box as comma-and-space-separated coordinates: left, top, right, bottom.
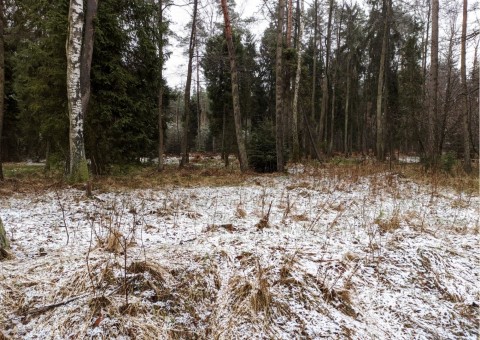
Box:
26, 292, 91, 315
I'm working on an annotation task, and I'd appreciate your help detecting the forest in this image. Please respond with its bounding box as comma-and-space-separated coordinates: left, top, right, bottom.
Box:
0, 0, 479, 339
0, 0, 477, 176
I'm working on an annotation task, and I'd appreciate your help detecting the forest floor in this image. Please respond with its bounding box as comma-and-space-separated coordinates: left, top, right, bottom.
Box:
0, 155, 478, 339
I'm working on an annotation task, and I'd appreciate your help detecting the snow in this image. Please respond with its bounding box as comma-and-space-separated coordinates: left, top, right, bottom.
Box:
0, 169, 478, 339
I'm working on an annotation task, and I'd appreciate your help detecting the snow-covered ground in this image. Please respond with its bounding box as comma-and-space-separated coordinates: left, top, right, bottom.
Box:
0, 170, 478, 339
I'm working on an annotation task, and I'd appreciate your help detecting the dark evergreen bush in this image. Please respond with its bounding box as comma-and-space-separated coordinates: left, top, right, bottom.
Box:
248, 121, 277, 173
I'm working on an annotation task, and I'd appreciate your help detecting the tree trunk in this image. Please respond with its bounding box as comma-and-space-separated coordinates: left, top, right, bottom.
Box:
310, 0, 318, 151
461, 0, 471, 173
80, 0, 98, 118
180, 0, 198, 167
328, 4, 343, 155
220, 0, 249, 171
427, 0, 439, 166
276, 0, 285, 172
0, 217, 11, 260
67, 0, 89, 182
0, 0, 4, 181
319, 0, 333, 148
158, 0, 164, 171
422, 0, 430, 97
344, 56, 351, 156
291, 0, 304, 161
375, 0, 389, 161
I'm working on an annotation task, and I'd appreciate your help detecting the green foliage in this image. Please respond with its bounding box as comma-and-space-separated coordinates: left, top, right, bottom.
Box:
441, 151, 457, 174
248, 121, 277, 173
12, 0, 69, 161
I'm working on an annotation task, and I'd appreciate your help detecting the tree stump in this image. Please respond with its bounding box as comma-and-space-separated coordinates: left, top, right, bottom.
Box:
0, 217, 11, 260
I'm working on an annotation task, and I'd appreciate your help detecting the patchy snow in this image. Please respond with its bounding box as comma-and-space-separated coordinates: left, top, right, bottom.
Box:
0, 170, 478, 339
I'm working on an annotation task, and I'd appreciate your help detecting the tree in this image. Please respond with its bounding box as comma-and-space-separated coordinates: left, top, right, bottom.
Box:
291, 0, 304, 161
319, 0, 334, 150
460, 0, 471, 173
275, 0, 285, 172
0, 217, 11, 260
0, 0, 4, 180
157, 0, 165, 171
375, 0, 391, 161
180, 0, 197, 167
426, 0, 439, 166
66, 0, 89, 182
220, 0, 248, 171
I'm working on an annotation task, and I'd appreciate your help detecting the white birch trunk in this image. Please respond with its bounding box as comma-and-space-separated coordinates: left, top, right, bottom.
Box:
291, 0, 304, 161
66, 0, 88, 182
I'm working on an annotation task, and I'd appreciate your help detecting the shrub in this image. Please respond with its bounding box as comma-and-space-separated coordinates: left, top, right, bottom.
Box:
248, 121, 277, 173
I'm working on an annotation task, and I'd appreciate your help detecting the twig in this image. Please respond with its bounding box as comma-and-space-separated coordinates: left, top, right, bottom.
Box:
54, 189, 69, 246
26, 292, 91, 315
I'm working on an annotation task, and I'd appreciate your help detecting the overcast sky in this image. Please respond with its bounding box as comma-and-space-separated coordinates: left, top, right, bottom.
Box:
164, 0, 269, 88
164, 0, 479, 89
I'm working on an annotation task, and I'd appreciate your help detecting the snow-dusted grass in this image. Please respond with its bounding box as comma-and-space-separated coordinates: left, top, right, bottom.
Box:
0, 166, 478, 339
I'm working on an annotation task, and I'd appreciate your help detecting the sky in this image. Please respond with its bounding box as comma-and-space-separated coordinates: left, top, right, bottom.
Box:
163, 0, 480, 90
164, 0, 269, 88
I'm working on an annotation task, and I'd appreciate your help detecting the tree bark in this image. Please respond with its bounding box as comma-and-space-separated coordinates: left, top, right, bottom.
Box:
291, 0, 304, 161
67, 0, 89, 182
328, 4, 343, 155
276, 0, 285, 171
0, 217, 11, 260
0, 0, 4, 181
319, 0, 334, 148
427, 0, 439, 166
375, 0, 389, 161
220, 0, 249, 172
158, 0, 164, 171
461, 0, 471, 173
180, 0, 198, 167
344, 57, 351, 156
310, 0, 318, 151
80, 0, 98, 118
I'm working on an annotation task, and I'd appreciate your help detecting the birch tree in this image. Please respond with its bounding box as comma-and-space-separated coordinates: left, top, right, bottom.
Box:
291, 0, 304, 161
220, 0, 249, 171
319, 0, 334, 149
66, 0, 89, 182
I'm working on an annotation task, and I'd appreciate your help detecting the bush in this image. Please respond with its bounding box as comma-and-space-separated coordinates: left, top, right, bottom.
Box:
248, 121, 277, 173
441, 151, 457, 174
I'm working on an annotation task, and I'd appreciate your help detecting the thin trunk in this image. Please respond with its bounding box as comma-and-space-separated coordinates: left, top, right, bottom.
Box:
319, 0, 334, 148
440, 28, 455, 154
375, 0, 389, 161
220, 0, 249, 171
158, 0, 164, 171
67, 0, 89, 182
461, 0, 471, 172
328, 5, 343, 155
180, 0, 198, 167
287, 0, 293, 48
292, 0, 304, 161
344, 56, 350, 156
275, 0, 286, 171
0, 0, 4, 181
422, 0, 430, 96
80, 0, 98, 118
196, 39, 201, 150
427, 0, 439, 165
310, 0, 318, 130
